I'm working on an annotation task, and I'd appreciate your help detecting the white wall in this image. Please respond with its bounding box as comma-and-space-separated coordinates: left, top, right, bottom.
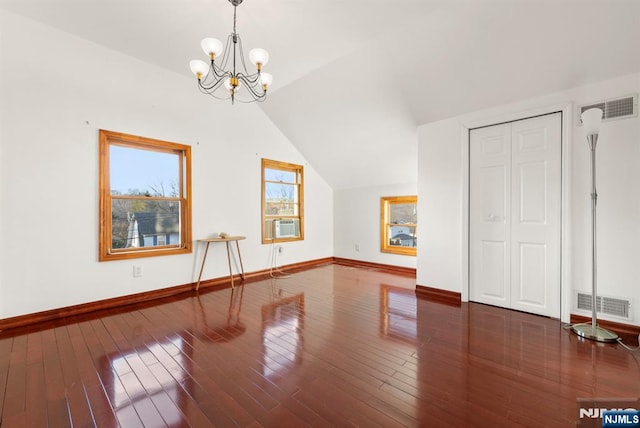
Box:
0, 10, 333, 319
418, 72, 640, 325
417, 120, 464, 292
334, 183, 417, 269
0, 19, 4, 316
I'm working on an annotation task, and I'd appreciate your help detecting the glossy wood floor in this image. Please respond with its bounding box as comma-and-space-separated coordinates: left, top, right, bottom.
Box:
1, 265, 639, 427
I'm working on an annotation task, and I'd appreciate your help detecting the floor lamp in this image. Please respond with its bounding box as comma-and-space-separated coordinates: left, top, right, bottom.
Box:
571, 108, 619, 343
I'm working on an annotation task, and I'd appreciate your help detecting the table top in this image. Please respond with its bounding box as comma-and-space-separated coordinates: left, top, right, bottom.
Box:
198, 236, 246, 243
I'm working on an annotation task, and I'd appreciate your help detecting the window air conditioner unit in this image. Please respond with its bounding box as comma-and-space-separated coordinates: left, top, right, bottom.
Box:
274, 219, 296, 238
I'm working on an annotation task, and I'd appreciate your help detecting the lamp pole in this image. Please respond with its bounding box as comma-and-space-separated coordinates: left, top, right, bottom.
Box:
571, 108, 618, 343
588, 131, 598, 332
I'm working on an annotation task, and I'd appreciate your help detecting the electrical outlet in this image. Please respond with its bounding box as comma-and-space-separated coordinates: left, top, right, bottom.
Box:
355, 244, 360, 252
133, 265, 143, 277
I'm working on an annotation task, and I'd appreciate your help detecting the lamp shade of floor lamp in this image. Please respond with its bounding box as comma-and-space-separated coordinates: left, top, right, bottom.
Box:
571, 108, 619, 343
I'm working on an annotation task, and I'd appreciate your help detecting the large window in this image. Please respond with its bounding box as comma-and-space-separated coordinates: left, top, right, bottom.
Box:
99, 130, 192, 261
380, 195, 417, 256
262, 159, 304, 243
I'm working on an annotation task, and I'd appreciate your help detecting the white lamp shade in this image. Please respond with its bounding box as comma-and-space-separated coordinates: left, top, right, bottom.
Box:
581, 108, 603, 135
260, 72, 273, 87
201, 38, 224, 58
189, 60, 209, 77
249, 48, 269, 67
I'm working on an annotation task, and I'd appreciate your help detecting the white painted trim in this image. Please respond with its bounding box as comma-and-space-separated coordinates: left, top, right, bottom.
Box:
460, 126, 470, 303
560, 103, 573, 324
461, 102, 572, 322
463, 102, 571, 130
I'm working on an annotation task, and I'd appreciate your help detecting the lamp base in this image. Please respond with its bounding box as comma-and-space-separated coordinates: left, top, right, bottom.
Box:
571, 322, 619, 343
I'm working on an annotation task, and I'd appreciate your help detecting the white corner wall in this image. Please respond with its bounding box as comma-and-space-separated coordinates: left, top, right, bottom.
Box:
334, 183, 417, 269
418, 72, 640, 325
0, 10, 333, 319
416, 120, 464, 293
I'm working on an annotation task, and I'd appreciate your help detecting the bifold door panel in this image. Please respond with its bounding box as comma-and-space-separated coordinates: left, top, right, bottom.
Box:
470, 113, 561, 318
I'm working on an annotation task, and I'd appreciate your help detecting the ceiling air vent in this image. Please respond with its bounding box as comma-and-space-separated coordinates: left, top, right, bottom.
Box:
578, 93, 638, 125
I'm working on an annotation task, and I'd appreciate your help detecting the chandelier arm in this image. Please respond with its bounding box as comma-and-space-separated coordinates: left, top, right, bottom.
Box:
231, 87, 266, 103
215, 34, 233, 73
236, 71, 261, 86
236, 73, 263, 91
236, 75, 266, 99
209, 61, 230, 80
233, 89, 266, 103
235, 96, 266, 103
198, 75, 229, 93
198, 85, 231, 100
200, 66, 230, 84
235, 35, 253, 77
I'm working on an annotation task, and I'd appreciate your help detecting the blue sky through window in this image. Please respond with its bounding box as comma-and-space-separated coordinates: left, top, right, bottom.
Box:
264, 168, 296, 183
110, 145, 179, 195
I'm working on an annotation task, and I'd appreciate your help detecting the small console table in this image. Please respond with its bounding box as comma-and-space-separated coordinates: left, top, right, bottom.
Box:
196, 236, 246, 290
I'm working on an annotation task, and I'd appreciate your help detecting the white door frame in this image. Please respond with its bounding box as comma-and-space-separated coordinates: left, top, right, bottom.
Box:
460, 102, 573, 323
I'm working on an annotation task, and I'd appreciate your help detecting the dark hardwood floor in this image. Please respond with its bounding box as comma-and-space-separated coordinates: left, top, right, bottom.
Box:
1, 264, 639, 427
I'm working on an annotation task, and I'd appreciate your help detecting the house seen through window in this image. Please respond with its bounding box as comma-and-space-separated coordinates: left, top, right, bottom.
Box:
262, 158, 304, 244
99, 130, 192, 261
380, 195, 417, 256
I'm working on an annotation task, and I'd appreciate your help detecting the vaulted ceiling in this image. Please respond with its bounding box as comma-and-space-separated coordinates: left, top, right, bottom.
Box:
2, 0, 639, 189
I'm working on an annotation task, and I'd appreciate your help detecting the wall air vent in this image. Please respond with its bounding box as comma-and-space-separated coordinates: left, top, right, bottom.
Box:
578, 94, 638, 125
576, 292, 632, 320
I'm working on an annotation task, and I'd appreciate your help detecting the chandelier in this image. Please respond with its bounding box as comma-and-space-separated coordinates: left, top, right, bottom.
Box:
189, 0, 273, 104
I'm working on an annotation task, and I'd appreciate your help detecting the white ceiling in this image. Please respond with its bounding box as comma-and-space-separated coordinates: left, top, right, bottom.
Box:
2, 0, 639, 189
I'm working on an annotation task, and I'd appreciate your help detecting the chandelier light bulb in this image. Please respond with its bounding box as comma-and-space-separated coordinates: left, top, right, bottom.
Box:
189, 60, 209, 79
249, 48, 269, 70
260, 72, 273, 90
201, 38, 224, 59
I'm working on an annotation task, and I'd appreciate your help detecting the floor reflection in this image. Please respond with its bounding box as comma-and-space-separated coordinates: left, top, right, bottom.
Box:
261, 280, 305, 378
192, 284, 246, 342
102, 335, 187, 426
414, 299, 640, 425
4, 265, 638, 426
380, 284, 418, 343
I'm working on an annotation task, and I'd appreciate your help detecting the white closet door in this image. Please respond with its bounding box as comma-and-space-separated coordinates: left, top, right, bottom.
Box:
470, 113, 561, 318
470, 123, 512, 308
510, 114, 561, 316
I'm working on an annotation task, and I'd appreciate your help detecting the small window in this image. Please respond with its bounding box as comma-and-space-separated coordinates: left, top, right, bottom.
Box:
380, 196, 417, 256
99, 130, 192, 261
262, 159, 304, 243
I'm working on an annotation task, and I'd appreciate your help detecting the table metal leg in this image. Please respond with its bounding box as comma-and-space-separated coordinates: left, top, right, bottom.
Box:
225, 241, 234, 289
196, 242, 211, 291
235, 240, 245, 279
